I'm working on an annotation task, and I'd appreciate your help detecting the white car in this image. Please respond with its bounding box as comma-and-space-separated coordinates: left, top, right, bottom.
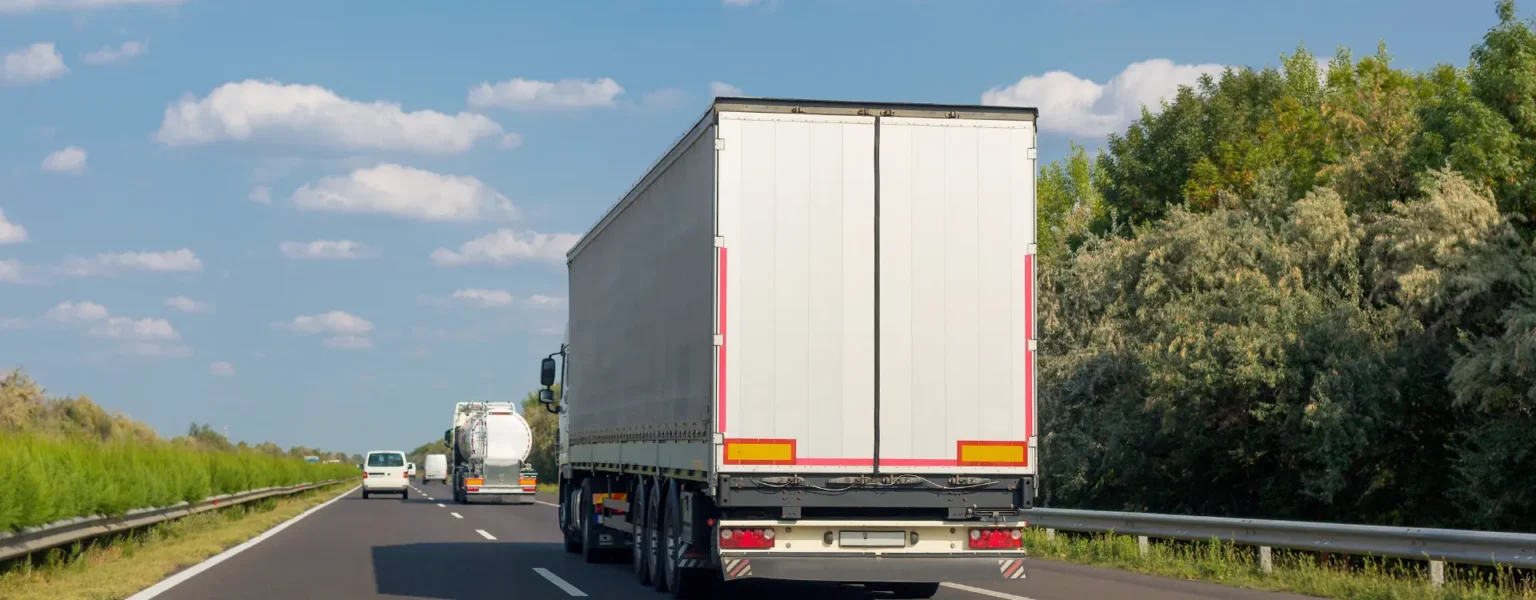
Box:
361, 450, 410, 499
407, 462, 417, 478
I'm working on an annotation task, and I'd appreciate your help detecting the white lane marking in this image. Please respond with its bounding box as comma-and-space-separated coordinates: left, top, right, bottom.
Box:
536, 501, 558, 507
437, 503, 446, 508
533, 568, 588, 597
125, 485, 357, 600
451, 512, 463, 519
476, 529, 497, 540
941, 582, 1038, 600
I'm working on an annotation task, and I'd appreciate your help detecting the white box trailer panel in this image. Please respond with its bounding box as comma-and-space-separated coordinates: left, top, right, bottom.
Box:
715, 109, 1037, 475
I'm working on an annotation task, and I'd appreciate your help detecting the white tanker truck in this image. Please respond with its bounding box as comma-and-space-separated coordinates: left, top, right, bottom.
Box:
443, 401, 537, 505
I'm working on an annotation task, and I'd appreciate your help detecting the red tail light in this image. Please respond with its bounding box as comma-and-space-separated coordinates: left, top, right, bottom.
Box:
362, 473, 368, 479
403, 472, 409, 479
719, 527, 775, 549
967, 528, 1023, 549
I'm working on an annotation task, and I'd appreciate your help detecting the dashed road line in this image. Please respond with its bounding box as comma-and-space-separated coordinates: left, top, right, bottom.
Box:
533, 568, 588, 597
437, 503, 445, 508
476, 529, 497, 540
941, 582, 1038, 600
450, 512, 463, 519
535, 501, 558, 507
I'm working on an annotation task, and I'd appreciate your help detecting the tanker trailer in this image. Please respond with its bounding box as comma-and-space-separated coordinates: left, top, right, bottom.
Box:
443, 401, 537, 505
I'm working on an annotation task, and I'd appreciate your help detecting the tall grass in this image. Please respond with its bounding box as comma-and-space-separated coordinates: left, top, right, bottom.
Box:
0, 434, 357, 532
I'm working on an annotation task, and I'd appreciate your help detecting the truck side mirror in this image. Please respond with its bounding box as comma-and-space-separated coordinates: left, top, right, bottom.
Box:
538, 388, 555, 405
540, 357, 557, 387
443, 428, 453, 446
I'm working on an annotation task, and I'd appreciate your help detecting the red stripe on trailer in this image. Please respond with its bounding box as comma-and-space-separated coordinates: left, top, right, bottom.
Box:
1025, 254, 1035, 439
718, 246, 728, 434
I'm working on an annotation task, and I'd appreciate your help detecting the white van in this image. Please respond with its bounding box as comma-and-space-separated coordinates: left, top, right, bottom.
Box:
361, 450, 409, 499
422, 453, 449, 484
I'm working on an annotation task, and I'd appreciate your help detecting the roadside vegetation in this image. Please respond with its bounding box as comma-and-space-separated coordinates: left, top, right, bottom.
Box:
1037, 0, 1536, 534
1022, 530, 1535, 599
0, 370, 357, 532
0, 481, 351, 600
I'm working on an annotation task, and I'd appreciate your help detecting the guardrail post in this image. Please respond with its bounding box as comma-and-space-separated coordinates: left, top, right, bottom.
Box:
1045, 528, 1055, 542
1137, 535, 1149, 557
1430, 560, 1444, 587
1259, 546, 1272, 574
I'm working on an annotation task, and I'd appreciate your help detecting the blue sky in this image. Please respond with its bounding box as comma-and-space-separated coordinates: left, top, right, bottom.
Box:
0, 0, 1515, 454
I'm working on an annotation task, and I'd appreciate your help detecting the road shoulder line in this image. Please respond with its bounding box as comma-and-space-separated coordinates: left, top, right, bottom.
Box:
124, 484, 358, 600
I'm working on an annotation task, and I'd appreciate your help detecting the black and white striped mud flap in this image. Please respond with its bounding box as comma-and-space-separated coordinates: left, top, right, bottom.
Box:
676, 543, 706, 569
998, 559, 1027, 579
723, 558, 753, 579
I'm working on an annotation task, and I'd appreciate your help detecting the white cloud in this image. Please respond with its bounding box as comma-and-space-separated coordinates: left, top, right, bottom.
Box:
0, 208, 28, 245
248, 185, 271, 205
0, 259, 24, 282
91, 316, 177, 340
55, 248, 203, 277
2, 42, 67, 85
154, 80, 516, 154
467, 77, 624, 111
323, 334, 373, 350
451, 288, 515, 307
164, 296, 210, 313
290, 164, 516, 223
0, 0, 187, 14
440, 289, 564, 310
283, 310, 374, 335
279, 239, 376, 260
524, 294, 567, 309
41, 300, 182, 348
710, 81, 744, 97
208, 361, 235, 375
41, 146, 87, 174
981, 58, 1226, 137
44, 300, 108, 322
81, 40, 146, 65
430, 229, 579, 267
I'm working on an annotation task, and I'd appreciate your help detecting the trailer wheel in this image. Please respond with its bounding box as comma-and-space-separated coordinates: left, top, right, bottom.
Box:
632, 478, 652, 584
664, 480, 708, 598
562, 487, 581, 554
646, 480, 667, 590
579, 479, 603, 564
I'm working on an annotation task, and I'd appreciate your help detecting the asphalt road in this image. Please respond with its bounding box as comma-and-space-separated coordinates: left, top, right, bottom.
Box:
144, 481, 1317, 600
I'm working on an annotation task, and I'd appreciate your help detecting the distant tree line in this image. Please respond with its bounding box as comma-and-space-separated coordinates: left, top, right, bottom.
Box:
1036, 0, 1536, 531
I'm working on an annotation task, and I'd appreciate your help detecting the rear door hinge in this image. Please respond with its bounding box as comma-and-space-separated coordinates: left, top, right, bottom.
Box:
713, 334, 724, 346
715, 138, 726, 151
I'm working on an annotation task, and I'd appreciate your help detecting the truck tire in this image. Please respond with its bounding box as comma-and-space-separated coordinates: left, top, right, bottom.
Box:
632, 478, 652, 584
579, 479, 604, 564
562, 487, 581, 554
646, 481, 667, 591
880, 583, 940, 599
664, 480, 707, 599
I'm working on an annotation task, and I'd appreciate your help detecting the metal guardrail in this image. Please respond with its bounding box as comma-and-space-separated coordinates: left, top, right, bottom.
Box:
1026, 507, 1536, 583
0, 478, 353, 562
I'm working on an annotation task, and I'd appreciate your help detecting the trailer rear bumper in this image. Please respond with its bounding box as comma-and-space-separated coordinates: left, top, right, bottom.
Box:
718, 552, 1028, 583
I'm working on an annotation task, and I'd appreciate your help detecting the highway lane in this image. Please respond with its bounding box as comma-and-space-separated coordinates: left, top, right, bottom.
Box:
141, 480, 1318, 600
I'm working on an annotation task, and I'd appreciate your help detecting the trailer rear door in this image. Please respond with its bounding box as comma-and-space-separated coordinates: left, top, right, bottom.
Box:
715, 111, 878, 473
875, 117, 1036, 475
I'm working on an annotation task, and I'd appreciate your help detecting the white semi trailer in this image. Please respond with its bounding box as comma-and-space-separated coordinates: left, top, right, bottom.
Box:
537, 97, 1039, 598
443, 401, 537, 505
